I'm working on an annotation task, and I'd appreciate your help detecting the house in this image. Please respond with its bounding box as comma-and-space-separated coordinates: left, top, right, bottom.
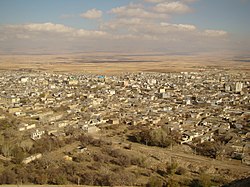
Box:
87, 126, 100, 134
231, 145, 244, 153
0, 115, 5, 119
242, 156, 250, 165
54, 120, 69, 128
160, 92, 170, 99
37, 110, 54, 120
148, 79, 157, 85
18, 123, 36, 131
0, 95, 20, 105
181, 132, 194, 144
8, 107, 21, 114
159, 88, 165, 93
243, 143, 250, 155
181, 131, 203, 144
31, 129, 45, 140
14, 111, 26, 117
235, 82, 243, 93
77, 146, 88, 153
40, 113, 64, 123
224, 84, 231, 92
109, 90, 116, 95
218, 123, 230, 134
26, 124, 36, 130
68, 79, 78, 86
22, 153, 42, 164
109, 118, 119, 125
63, 155, 73, 161
18, 126, 25, 132
20, 77, 29, 83
78, 121, 100, 133
47, 128, 58, 135
200, 134, 214, 143
122, 80, 129, 87
80, 124, 89, 131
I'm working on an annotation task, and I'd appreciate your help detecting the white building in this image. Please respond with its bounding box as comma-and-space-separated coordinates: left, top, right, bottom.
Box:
235, 82, 243, 93
31, 129, 45, 140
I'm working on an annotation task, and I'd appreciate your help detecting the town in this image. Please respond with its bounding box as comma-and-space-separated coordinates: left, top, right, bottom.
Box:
0, 69, 249, 186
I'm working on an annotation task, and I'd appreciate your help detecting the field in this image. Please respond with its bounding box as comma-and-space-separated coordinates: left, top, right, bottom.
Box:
0, 53, 249, 74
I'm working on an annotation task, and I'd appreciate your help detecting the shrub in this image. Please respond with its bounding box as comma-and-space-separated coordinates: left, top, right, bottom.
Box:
0, 169, 17, 184
175, 167, 187, 175
167, 162, 178, 175
190, 173, 211, 187
147, 176, 164, 187
133, 128, 172, 148
195, 142, 222, 159
11, 146, 25, 164
167, 177, 180, 187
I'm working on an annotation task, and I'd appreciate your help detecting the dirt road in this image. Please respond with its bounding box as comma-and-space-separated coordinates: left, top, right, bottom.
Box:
131, 142, 250, 173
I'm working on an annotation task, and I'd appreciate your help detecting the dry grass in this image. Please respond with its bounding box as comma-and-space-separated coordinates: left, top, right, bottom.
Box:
0, 53, 249, 74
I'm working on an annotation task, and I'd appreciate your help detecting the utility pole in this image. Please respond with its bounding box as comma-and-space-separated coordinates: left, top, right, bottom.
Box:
170, 141, 172, 165
78, 177, 80, 186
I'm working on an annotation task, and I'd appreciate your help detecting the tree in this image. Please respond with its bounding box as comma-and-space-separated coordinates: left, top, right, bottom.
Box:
35, 172, 48, 184
167, 162, 178, 175
13, 166, 29, 184
147, 176, 163, 187
11, 146, 25, 164
1, 142, 13, 157
189, 173, 212, 187
20, 140, 33, 153
0, 169, 17, 184
47, 168, 68, 185
196, 142, 222, 159
133, 128, 171, 148
0, 134, 4, 145
2, 128, 17, 139
198, 173, 212, 187
0, 119, 11, 131
167, 177, 180, 187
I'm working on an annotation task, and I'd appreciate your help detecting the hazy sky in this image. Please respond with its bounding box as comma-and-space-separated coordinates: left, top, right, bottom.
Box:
0, 0, 249, 54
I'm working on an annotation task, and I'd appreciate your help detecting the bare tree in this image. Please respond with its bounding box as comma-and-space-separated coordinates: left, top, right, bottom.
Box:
1, 142, 13, 157
20, 140, 33, 153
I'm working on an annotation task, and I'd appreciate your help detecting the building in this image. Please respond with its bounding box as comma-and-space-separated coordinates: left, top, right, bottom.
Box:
87, 126, 100, 134
109, 118, 120, 125
242, 156, 250, 165
159, 88, 165, 93
31, 129, 45, 140
18, 123, 36, 131
0, 95, 20, 105
235, 82, 243, 93
22, 153, 42, 164
20, 77, 29, 83
160, 92, 170, 99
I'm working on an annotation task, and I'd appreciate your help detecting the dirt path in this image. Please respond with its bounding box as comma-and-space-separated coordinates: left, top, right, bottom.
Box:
45, 142, 79, 161
131, 142, 250, 173
105, 134, 249, 174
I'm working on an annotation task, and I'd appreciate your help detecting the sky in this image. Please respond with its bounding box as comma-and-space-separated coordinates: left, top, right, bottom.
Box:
0, 0, 249, 55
